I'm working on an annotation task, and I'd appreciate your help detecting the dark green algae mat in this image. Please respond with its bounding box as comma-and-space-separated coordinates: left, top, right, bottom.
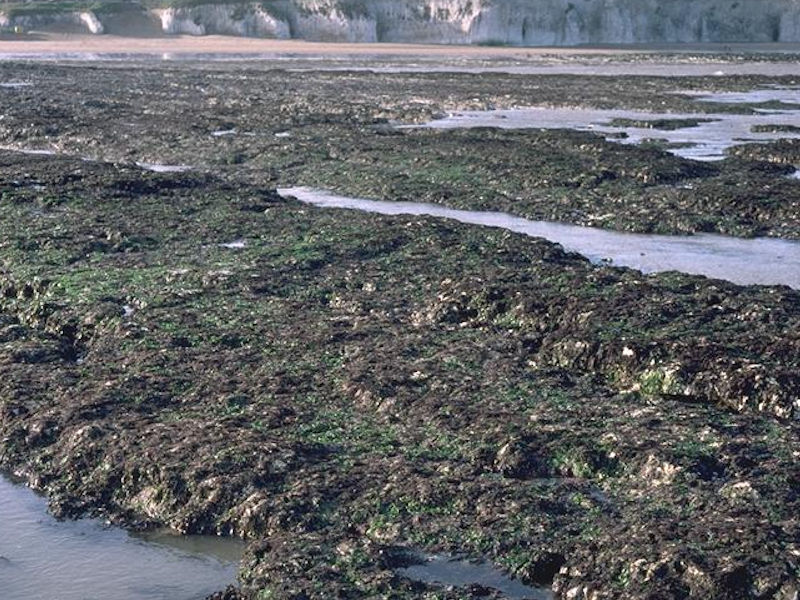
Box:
0, 152, 798, 599
2, 62, 800, 241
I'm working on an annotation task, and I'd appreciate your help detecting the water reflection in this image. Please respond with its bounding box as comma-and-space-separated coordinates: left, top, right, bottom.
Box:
417, 103, 800, 161
279, 186, 800, 289
0, 474, 243, 600
397, 553, 553, 600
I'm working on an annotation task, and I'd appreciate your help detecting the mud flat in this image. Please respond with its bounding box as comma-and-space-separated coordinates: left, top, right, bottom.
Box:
0, 53, 798, 600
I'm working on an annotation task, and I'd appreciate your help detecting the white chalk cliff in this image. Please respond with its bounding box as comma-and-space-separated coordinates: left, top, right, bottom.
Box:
4, 0, 800, 44
0, 9, 104, 34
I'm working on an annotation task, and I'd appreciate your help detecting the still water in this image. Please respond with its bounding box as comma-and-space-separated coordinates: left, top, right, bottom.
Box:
0, 474, 243, 600
279, 186, 800, 289
397, 553, 553, 599
418, 88, 800, 161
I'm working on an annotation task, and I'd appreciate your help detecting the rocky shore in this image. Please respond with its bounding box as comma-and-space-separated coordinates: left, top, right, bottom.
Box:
1, 61, 799, 237
0, 57, 798, 599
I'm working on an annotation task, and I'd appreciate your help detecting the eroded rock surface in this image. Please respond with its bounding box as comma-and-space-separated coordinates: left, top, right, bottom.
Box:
0, 58, 798, 600
0, 152, 797, 599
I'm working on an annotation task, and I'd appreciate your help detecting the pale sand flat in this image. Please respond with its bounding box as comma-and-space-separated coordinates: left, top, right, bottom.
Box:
0, 33, 644, 57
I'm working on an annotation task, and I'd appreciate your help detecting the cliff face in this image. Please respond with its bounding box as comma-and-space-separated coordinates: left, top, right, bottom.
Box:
0, 10, 105, 34
3, 0, 800, 44
153, 5, 291, 37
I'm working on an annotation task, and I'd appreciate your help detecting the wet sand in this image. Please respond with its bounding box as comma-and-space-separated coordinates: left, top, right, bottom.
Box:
3, 35, 800, 77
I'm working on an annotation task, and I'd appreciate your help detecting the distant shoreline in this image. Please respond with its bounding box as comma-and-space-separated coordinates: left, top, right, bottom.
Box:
1, 34, 800, 58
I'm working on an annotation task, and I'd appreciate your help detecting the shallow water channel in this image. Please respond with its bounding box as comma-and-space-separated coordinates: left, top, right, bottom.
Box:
418, 87, 800, 161
0, 474, 243, 600
397, 553, 553, 599
279, 187, 800, 289
136, 162, 194, 173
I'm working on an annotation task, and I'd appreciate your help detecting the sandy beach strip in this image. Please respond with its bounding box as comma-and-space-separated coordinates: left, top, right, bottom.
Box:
0, 34, 647, 57
0, 33, 796, 56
